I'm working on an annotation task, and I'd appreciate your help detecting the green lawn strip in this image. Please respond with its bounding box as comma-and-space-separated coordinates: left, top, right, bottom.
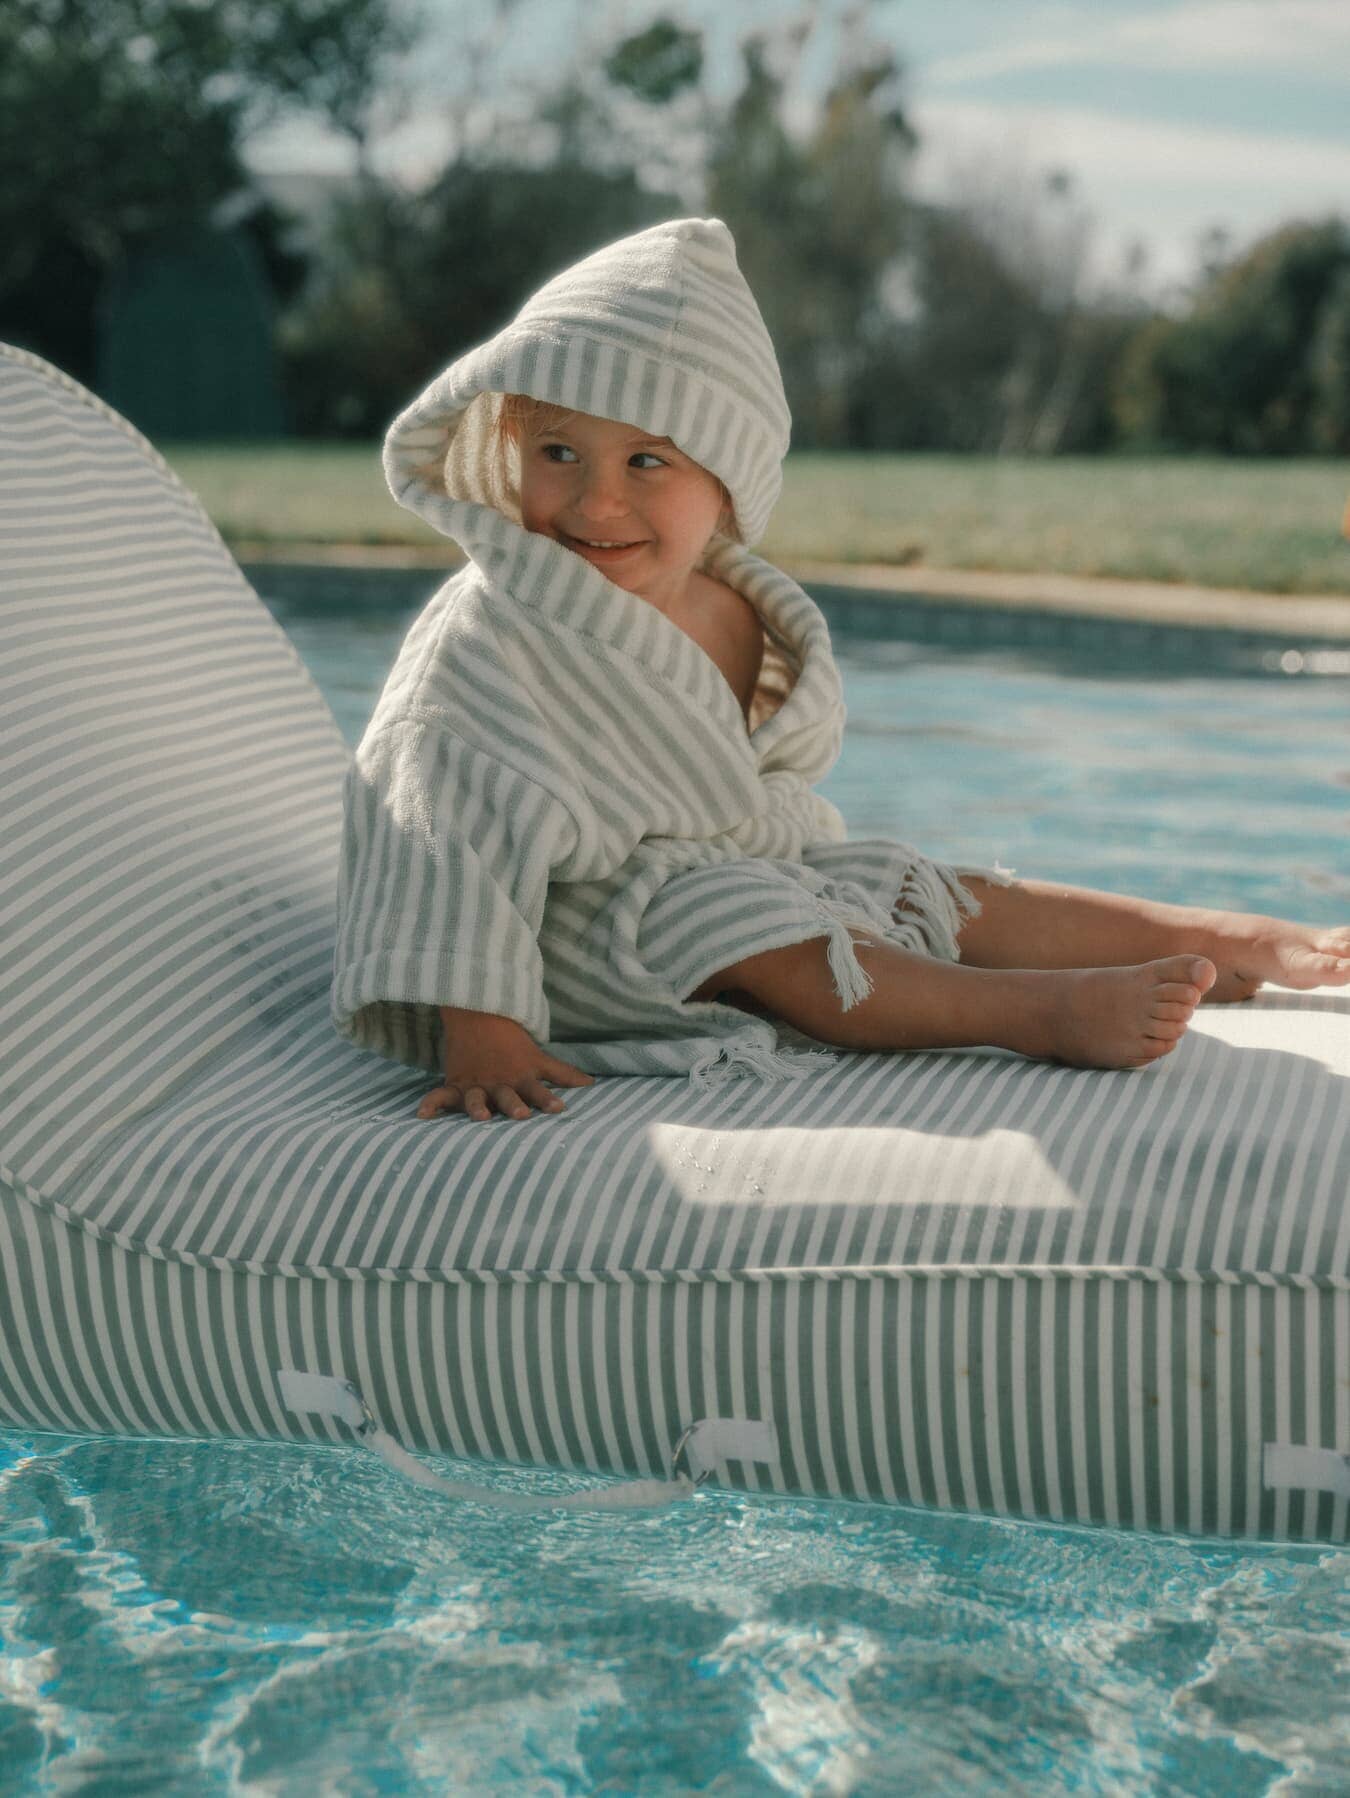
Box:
164, 443, 443, 552
161, 444, 1350, 597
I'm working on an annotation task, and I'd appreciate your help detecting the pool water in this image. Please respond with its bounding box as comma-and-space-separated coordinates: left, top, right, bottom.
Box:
3, 590, 1347, 1795
281, 588, 1350, 924
2, 1432, 1345, 1794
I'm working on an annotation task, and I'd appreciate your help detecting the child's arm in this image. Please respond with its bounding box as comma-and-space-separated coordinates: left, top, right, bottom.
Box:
417, 1005, 596, 1123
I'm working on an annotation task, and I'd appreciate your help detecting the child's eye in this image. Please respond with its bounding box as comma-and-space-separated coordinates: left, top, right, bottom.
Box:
541, 443, 579, 463
631, 452, 667, 469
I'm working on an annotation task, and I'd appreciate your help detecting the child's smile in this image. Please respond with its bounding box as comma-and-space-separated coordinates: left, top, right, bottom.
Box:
516, 410, 728, 615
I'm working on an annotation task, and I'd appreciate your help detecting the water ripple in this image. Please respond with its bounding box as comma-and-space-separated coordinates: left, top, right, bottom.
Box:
2, 1434, 1347, 1794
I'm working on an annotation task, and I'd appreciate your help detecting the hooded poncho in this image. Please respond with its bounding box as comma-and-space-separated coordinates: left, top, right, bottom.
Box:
332, 217, 1006, 1086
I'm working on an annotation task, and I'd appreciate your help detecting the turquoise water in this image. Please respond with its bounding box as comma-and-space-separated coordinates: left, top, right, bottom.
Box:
2, 1431, 1345, 1794
3, 593, 1347, 1794
283, 587, 1350, 923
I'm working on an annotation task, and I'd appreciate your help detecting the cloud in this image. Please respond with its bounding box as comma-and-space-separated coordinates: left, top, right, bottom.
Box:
926, 0, 1350, 86
911, 96, 1350, 287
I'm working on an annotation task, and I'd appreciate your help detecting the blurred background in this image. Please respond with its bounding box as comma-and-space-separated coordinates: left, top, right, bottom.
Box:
3, 0, 1348, 589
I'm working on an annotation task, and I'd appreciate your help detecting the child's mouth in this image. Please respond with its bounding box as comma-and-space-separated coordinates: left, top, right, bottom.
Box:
563, 532, 644, 559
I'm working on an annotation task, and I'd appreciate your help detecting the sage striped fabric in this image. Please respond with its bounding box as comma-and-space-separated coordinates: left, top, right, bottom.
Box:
2, 343, 1346, 1543
331, 542, 998, 1083
347, 216, 1001, 1083
0, 343, 349, 1219
3, 1160, 1347, 1541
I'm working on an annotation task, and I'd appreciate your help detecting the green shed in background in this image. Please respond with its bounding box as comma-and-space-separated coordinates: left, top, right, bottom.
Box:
96, 225, 285, 441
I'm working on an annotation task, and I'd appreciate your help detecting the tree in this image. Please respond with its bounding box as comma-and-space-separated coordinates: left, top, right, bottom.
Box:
705, 14, 916, 446
1113, 218, 1350, 453
0, 0, 415, 380
862, 202, 1041, 452
1309, 266, 1350, 453
604, 19, 703, 106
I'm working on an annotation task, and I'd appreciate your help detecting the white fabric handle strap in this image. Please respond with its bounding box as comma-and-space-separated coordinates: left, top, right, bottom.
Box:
277, 1369, 778, 1513
1263, 1441, 1350, 1500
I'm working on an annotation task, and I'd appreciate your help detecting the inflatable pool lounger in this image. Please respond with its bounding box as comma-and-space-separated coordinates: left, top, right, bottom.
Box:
2, 343, 1346, 1542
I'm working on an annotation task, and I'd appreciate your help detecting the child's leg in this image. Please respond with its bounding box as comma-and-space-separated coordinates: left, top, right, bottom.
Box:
952, 877, 1350, 1001
694, 936, 1216, 1069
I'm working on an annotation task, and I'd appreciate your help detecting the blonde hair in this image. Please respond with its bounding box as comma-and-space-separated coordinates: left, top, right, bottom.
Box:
493, 392, 577, 448
491, 392, 739, 541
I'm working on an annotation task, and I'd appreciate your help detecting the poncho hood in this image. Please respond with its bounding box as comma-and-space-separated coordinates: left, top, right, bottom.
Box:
383, 216, 791, 551
343, 217, 1000, 1088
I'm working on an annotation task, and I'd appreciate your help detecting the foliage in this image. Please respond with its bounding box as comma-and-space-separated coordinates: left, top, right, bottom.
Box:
603, 19, 703, 105
10, 0, 1345, 459
1308, 267, 1350, 453
850, 158, 1139, 456
1113, 219, 1350, 453
706, 25, 915, 446
857, 204, 1038, 453
0, 0, 412, 379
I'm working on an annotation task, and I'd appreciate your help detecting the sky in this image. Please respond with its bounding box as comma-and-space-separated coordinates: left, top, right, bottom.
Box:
247, 0, 1350, 300
897, 0, 1350, 293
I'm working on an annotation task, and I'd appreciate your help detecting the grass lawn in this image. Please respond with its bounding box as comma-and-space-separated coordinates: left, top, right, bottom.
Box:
162, 442, 1350, 596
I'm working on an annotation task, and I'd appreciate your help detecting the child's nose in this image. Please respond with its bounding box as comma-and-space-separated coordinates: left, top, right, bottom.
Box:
574, 467, 628, 518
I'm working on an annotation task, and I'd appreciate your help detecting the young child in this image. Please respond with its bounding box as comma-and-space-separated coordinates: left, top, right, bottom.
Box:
332, 217, 1350, 1123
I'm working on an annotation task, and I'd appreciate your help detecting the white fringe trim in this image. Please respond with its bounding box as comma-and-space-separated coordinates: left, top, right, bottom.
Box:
825, 919, 874, 1010
786, 866, 897, 1016
686, 1030, 838, 1091
888, 855, 987, 963
811, 854, 1014, 1005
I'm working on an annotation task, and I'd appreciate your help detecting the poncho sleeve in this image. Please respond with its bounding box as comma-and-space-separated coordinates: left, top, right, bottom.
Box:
332, 715, 579, 1070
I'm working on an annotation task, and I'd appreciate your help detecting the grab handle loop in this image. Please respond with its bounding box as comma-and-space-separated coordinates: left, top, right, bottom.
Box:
1263, 1442, 1350, 1500
671, 1422, 713, 1489
277, 1369, 777, 1514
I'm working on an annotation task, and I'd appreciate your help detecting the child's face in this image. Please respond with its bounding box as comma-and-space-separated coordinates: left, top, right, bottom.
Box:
515, 408, 728, 614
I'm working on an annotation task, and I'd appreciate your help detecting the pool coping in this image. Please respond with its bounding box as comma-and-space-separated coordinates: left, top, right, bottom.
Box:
786, 559, 1350, 640
235, 545, 1350, 641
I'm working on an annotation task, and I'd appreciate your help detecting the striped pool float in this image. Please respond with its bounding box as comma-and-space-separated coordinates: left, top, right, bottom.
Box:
1, 342, 1346, 1541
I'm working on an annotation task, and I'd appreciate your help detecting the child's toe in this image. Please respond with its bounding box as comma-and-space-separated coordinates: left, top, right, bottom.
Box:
1145, 1018, 1188, 1042
1153, 954, 1215, 992
1188, 956, 1218, 991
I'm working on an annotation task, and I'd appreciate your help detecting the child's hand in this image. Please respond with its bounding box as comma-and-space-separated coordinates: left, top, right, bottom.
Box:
419, 1008, 596, 1121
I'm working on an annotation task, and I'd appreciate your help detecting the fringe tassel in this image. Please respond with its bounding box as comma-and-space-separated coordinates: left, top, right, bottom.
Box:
890, 855, 985, 962
686, 1029, 838, 1091
824, 913, 878, 1011
774, 864, 895, 1015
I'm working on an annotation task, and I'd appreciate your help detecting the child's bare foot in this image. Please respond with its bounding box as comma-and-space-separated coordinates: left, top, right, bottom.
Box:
1196, 910, 1350, 1002
1021, 955, 1217, 1069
